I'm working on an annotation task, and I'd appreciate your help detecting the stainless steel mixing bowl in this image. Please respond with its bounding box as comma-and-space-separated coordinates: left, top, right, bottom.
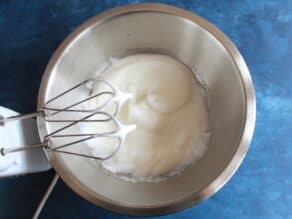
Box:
37, 3, 256, 215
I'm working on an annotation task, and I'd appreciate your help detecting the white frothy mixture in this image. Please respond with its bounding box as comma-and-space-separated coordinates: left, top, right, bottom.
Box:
82, 54, 211, 182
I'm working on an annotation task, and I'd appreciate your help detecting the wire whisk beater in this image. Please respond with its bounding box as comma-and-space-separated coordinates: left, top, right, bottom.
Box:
0, 79, 135, 160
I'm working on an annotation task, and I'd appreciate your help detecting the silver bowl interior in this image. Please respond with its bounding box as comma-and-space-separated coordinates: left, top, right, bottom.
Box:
37, 4, 255, 215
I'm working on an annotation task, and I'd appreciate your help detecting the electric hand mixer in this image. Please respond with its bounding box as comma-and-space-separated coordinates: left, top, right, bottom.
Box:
0, 78, 134, 218
0, 78, 134, 159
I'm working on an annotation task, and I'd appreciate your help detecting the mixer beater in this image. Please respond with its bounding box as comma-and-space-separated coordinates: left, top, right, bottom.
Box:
0, 79, 135, 160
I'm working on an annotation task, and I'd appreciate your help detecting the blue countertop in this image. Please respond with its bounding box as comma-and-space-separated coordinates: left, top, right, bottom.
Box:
0, 1, 291, 218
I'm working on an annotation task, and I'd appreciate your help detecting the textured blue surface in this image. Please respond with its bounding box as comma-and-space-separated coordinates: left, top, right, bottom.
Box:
0, 1, 291, 219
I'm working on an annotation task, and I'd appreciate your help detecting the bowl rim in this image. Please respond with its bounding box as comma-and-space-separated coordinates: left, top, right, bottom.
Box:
37, 3, 256, 216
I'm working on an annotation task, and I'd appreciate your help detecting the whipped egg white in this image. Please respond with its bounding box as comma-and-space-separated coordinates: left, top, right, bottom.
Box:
82, 54, 211, 182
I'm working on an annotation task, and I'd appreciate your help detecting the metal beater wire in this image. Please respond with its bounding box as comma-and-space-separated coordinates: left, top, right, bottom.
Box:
0, 79, 127, 160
